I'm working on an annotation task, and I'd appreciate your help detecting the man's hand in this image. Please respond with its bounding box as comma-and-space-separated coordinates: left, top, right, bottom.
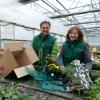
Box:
50, 56, 56, 62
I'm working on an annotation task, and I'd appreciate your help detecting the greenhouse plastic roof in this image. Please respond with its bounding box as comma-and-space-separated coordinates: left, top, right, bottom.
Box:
27, 0, 100, 36
0, 0, 100, 36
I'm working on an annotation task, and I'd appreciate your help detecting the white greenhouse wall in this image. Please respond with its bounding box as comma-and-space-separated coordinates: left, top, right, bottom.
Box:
1, 24, 14, 39
15, 26, 33, 40
87, 36, 100, 46
0, 6, 67, 35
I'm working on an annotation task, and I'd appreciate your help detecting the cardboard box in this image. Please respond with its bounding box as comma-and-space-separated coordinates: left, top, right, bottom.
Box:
0, 42, 39, 78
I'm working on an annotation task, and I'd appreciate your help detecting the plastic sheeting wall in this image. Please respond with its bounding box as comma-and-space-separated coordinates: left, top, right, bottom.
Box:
1, 24, 14, 39
87, 36, 100, 46
1, 25, 34, 40
1, 24, 65, 41
0, 6, 66, 35
15, 26, 33, 40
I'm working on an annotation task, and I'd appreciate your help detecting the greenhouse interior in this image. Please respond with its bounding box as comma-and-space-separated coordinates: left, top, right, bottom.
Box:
0, 0, 100, 100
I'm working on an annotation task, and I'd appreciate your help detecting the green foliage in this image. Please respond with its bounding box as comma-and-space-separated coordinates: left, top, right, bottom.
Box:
0, 82, 30, 100
65, 64, 80, 84
91, 70, 100, 81
92, 61, 100, 70
47, 63, 60, 73
89, 78, 100, 100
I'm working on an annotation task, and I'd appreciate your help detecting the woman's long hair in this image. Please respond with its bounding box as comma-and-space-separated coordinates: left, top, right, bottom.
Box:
66, 26, 84, 41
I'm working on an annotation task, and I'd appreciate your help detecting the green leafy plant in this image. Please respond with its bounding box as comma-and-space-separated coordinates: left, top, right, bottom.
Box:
89, 78, 100, 100
91, 70, 100, 81
92, 61, 100, 70
0, 83, 30, 100
47, 63, 60, 73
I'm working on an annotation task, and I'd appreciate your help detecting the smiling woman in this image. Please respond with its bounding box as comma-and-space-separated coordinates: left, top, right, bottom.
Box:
59, 26, 92, 71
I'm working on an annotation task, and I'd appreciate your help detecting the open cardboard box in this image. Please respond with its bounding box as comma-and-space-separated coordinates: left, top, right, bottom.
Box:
0, 42, 39, 78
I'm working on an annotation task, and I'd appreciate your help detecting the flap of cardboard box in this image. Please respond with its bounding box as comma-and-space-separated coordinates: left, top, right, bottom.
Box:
4, 42, 39, 64
24, 47, 39, 63
14, 64, 35, 78
4, 42, 24, 52
0, 50, 18, 77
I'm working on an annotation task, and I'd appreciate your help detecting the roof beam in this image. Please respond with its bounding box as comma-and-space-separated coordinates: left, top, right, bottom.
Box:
81, 26, 100, 29
0, 19, 64, 37
50, 9, 100, 19
64, 20, 100, 26
43, 3, 100, 14
19, 0, 38, 4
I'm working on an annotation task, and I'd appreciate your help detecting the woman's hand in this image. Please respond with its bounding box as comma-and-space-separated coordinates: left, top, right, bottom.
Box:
85, 68, 90, 73
0, 48, 5, 52
60, 66, 65, 73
